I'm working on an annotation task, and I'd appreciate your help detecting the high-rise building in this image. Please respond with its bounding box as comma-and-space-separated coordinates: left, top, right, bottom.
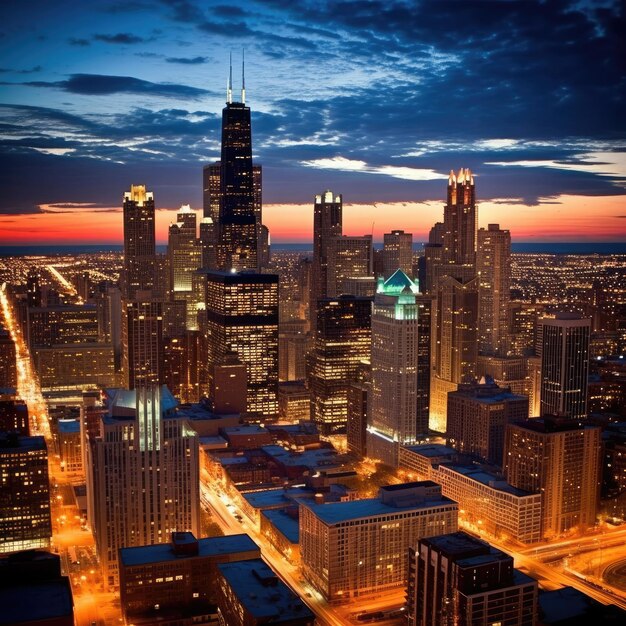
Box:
428, 170, 479, 433
201, 270, 278, 422
537, 313, 591, 418
446, 376, 529, 465
87, 386, 199, 589
477, 223, 511, 355
27, 305, 99, 347
0, 434, 51, 553
308, 296, 371, 434
168, 205, 202, 330
0, 322, 17, 389
311, 190, 343, 334
367, 270, 431, 466
122, 297, 163, 389
407, 532, 538, 626
442, 168, 477, 267
163, 331, 200, 404
216, 67, 259, 272
382, 230, 413, 278
210, 350, 247, 415
326, 234, 373, 297
26, 267, 42, 308
122, 185, 156, 299
430, 275, 479, 433
300, 482, 457, 602
504, 417, 601, 538
347, 361, 370, 458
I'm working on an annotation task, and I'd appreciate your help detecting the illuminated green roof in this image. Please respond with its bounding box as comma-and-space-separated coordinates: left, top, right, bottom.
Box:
377, 269, 419, 295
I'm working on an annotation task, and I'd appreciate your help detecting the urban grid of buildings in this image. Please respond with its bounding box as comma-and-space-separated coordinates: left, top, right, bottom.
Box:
0, 59, 625, 626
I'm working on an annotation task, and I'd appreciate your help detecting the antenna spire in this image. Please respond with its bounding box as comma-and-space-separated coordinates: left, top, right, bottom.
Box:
241, 49, 246, 104
227, 52, 233, 103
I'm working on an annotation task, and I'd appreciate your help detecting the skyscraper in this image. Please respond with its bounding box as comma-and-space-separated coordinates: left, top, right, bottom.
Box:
200, 270, 279, 422
428, 170, 479, 433
216, 64, 259, 271
168, 204, 202, 330
442, 168, 477, 267
87, 386, 199, 589
367, 270, 431, 466
122, 185, 156, 299
122, 298, 163, 389
0, 434, 51, 554
311, 190, 343, 334
407, 532, 537, 626
382, 229, 413, 278
326, 234, 373, 297
308, 296, 371, 433
504, 417, 601, 538
537, 313, 591, 418
430, 275, 479, 433
477, 223, 511, 355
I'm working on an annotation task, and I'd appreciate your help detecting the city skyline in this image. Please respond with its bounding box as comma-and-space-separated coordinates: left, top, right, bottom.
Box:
1, 1, 625, 245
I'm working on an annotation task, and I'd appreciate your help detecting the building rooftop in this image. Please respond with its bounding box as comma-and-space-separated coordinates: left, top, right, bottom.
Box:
0, 433, 46, 452
243, 484, 350, 511
58, 419, 80, 434
403, 443, 457, 459
0, 579, 73, 625
261, 508, 300, 544
511, 416, 600, 434
441, 464, 533, 497
261, 445, 348, 469
222, 424, 270, 436
217, 559, 313, 622
119, 533, 258, 567
421, 531, 491, 558
303, 489, 455, 525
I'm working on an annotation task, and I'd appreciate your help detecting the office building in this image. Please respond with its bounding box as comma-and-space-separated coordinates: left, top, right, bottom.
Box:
477, 354, 530, 401
277, 381, 310, 423
122, 184, 156, 299
210, 350, 247, 415
27, 305, 99, 347
87, 386, 199, 588
504, 417, 601, 538
122, 297, 164, 389
446, 376, 529, 465
367, 270, 431, 466
58, 419, 83, 479
0, 398, 29, 435
0, 434, 51, 553
0, 323, 17, 389
119, 532, 260, 626
407, 532, 538, 626
477, 223, 511, 355
383, 229, 413, 278
300, 481, 458, 602
163, 331, 200, 404
326, 234, 373, 297
432, 464, 542, 544
278, 329, 308, 381
308, 296, 371, 433
347, 361, 370, 458
311, 190, 343, 334
201, 270, 278, 422
216, 558, 315, 626
398, 443, 458, 481
430, 274, 479, 433
442, 168, 477, 267
537, 313, 591, 418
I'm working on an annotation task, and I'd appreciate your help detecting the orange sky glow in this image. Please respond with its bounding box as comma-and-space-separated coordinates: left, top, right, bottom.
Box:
0, 194, 624, 245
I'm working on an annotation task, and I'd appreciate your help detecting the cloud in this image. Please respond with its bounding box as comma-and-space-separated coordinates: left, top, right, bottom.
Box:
38, 202, 121, 213
68, 38, 90, 46
301, 156, 447, 181
165, 55, 208, 64
0, 66, 42, 74
6, 74, 211, 98
93, 32, 147, 44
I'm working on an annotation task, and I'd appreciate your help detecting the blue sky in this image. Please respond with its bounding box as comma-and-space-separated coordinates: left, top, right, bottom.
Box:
0, 0, 624, 241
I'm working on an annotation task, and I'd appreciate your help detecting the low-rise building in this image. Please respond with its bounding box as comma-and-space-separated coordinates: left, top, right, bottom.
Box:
216, 559, 314, 626
119, 532, 260, 626
433, 464, 542, 544
398, 443, 457, 480
300, 481, 458, 602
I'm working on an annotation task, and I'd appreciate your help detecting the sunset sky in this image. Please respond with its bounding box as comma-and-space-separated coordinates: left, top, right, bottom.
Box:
1, 0, 625, 244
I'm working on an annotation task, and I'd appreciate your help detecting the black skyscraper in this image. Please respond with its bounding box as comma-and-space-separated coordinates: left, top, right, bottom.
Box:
217, 60, 258, 271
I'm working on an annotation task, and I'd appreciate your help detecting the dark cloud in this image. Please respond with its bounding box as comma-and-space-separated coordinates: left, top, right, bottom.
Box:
0, 66, 42, 74
165, 55, 208, 64
93, 32, 147, 44
68, 38, 90, 46
4, 74, 211, 98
